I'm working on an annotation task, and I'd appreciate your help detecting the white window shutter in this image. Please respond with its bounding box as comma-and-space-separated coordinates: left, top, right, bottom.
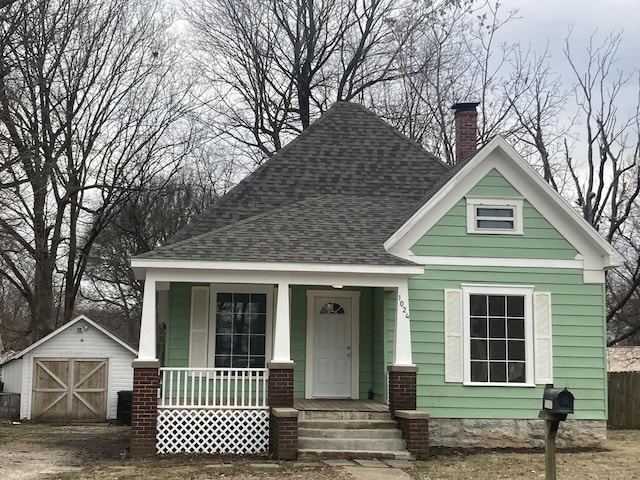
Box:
189, 286, 210, 368
444, 289, 464, 382
534, 291, 553, 384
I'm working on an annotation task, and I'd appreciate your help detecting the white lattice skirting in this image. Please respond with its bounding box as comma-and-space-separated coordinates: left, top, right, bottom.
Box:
156, 409, 269, 454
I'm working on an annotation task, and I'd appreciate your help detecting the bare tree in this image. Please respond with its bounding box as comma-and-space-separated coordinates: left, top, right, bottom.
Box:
0, 0, 196, 342
557, 32, 640, 345
184, 0, 450, 163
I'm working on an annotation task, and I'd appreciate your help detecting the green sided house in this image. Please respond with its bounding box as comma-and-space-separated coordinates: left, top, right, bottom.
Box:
130, 102, 622, 458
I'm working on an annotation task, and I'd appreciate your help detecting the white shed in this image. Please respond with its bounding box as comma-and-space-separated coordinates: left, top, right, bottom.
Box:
0, 315, 137, 421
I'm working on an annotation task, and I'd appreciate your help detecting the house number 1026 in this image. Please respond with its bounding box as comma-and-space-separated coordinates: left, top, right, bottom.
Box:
398, 295, 410, 319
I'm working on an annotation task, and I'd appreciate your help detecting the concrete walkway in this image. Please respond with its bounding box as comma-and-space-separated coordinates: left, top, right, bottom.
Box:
322, 459, 412, 480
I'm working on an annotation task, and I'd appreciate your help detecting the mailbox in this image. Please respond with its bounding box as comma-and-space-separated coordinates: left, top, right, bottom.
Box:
542, 387, 574, 415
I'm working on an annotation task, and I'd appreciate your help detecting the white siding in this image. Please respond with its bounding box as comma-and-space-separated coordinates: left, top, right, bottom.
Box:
17, 323, 136, 420
1, 359, 23, 393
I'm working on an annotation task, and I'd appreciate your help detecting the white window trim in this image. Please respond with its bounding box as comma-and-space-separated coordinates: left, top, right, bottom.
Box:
189, 284, 274, 369
466, 196, 524, 235
461, 284, 535, 387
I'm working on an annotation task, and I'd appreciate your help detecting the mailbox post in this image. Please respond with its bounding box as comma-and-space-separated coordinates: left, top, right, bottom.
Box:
539, 384, 574, 480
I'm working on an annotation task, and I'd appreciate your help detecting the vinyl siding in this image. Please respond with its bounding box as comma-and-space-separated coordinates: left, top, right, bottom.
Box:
412, 169, 578, 260
410, 265, 607, 420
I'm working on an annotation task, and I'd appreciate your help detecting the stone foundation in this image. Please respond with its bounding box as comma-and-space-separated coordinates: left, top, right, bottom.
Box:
429, 418, 607, 449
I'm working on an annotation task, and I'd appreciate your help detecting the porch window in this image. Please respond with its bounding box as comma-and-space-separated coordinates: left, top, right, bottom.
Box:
215, 293, 267, 368
189, 285, 273, 369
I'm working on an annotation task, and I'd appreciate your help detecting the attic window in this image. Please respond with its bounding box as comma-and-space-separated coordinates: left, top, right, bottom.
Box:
466, 197, 523, 235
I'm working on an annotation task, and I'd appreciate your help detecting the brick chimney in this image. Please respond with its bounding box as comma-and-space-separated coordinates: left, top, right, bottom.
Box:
451, 102, 480, 164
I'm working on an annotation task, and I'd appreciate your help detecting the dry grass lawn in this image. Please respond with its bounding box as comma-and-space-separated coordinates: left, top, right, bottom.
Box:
0, 423, 638, 479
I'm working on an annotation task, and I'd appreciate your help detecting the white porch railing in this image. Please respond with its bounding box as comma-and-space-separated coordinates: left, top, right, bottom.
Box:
159, 367, 269, 409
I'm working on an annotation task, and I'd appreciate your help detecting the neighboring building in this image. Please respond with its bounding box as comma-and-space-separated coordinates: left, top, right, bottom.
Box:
130, 102, 622, 458
1, 315, 137, 421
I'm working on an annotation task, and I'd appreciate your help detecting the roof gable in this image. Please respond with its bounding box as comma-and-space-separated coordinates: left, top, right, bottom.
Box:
6, 315, 137, 362
385, 136, 623, 281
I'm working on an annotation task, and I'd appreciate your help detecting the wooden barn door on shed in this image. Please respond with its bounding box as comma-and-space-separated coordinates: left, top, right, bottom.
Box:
32, 358, 108, 421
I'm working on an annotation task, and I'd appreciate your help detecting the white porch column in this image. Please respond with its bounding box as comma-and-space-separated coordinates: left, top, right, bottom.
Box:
271, 282, 293, 363
136, 275, 158, 362
393, 280, 414, 366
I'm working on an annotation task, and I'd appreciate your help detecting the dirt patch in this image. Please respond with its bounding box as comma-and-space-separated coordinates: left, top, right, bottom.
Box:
1, 423, 640, 479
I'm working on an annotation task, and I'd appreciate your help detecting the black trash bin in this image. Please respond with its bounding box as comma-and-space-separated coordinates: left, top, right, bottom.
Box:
117, 390, 133, 425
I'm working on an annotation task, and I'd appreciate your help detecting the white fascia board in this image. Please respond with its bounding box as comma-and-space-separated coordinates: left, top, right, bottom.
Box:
131, 263, 423, 289
385, 135, 624, 271
132, 258, 423, 276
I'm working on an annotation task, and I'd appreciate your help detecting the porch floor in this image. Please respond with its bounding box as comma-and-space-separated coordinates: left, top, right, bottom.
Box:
293, 399, 389, 412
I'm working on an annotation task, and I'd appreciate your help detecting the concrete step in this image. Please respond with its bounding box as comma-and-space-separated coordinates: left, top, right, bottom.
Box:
298, 419, 399, 430
298, 449, 413, 460
298, 410, 392, 421
298, 436, 407, 452
298, 427, 402, 439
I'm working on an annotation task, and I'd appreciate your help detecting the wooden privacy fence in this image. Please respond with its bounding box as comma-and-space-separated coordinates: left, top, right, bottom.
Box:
608, 372, 640, 429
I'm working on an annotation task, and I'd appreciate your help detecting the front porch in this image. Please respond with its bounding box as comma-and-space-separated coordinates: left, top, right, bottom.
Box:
130, 274, 426, 458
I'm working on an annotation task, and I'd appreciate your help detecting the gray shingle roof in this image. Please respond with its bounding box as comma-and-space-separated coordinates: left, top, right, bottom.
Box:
138, 102, 451, 266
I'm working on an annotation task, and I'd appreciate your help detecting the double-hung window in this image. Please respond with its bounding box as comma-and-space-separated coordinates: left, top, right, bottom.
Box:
444, 285, 552, 386
189, 285, 273, 369
214, 292, 267, 368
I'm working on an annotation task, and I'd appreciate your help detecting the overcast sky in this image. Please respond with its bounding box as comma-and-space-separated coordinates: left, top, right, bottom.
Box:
497, 0, 639, 83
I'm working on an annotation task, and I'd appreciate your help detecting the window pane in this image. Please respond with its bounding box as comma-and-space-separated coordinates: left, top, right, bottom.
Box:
470, 317, 487, 338
508, 363, 526, 383
217, 293, 232, 305
216, 335, 231, 355
489, 318, 505, 338
488, 296, 506, 316
471, 361, 488, 382
508, 340, 526, 361
235, 293, 249, 307
477, 207, 513, 217
507, 319, 525, 339
233, 334, 248, 355
489, 340, 506, 360
250, 336, 265, 355
231, 355, 248, 368
470, 295, 487, 316
215, 355, 230, 368
234, 312, 248, 334
249, 314, 266, 335
249, 356, 265, 368
477, 220, 514, 229
490, 363, 507, 382
470, 339, 487, 360
507, 296, 524, 317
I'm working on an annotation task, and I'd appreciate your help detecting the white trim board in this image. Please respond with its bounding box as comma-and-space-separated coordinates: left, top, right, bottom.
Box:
141, 268, 421, 290
132, 259, 423, 280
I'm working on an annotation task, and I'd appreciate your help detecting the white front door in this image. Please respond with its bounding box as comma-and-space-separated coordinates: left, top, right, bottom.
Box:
312, 296, 353, 398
